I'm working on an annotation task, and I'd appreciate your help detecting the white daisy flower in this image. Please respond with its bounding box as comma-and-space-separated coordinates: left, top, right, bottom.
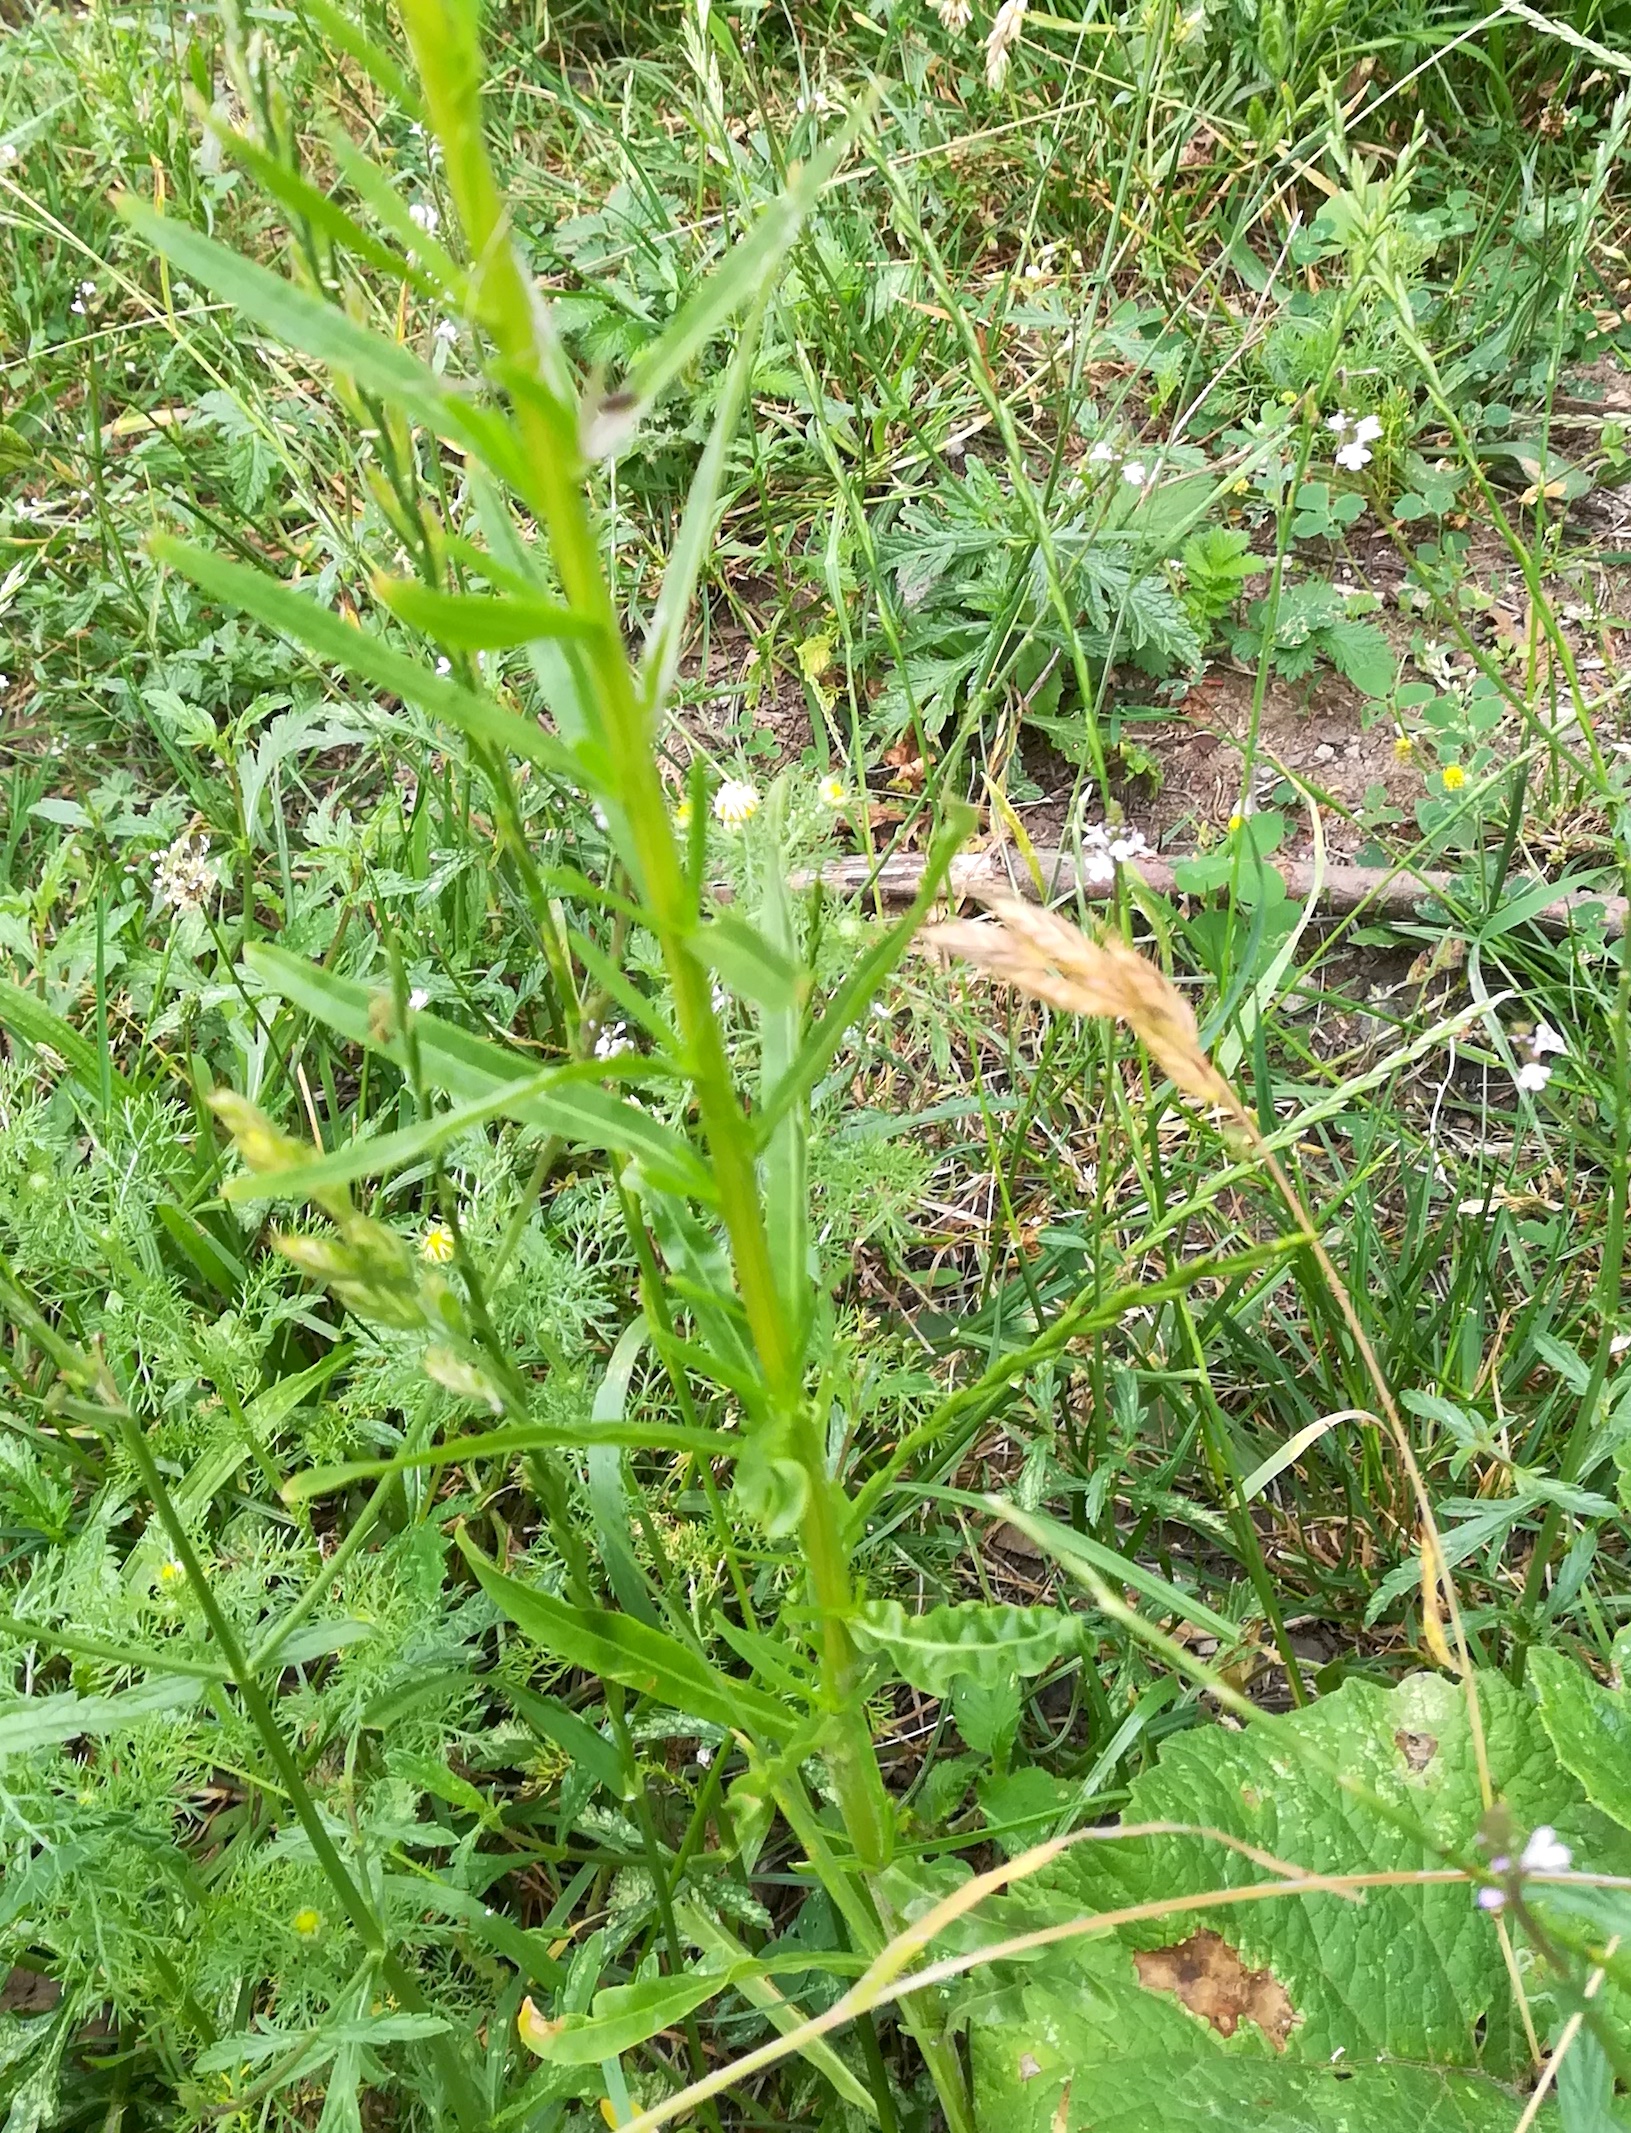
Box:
713, 779, 759, 830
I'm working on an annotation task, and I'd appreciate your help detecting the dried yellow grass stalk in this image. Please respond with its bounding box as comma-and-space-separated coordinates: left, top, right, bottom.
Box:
924, 893, 1237, 1115
924, 889, 1493, 1803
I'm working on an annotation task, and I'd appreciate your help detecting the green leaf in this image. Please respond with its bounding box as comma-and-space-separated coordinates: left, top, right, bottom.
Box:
677, 1902, 880, 2120
987, 1501, 1240, 1647
957, 1670, 1631, 2133
0, 975, 131, 1100
524, 1970, 737, 2065
850, 1599, 1085, 1695
372, 577, 599, 650
1321, 614, 1395, 699
243, 943, 712, 1200
0, 1678, 202, 1757
151, 538, 592, 788
1530, 1648, 1631, 1836
457, 1532, 799, 1738
117, 199, 522, 481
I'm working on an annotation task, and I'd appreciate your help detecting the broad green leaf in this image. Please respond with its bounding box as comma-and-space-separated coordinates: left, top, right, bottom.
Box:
458, 1533, 798, 1738
957, 1670, 1631, 2133
0, 1677, 201, 1757
243, 942, 712, 1201
1530, 1648, 1631, 1836
523, 1970, 735, 2064
508, 1683, 629, 1798
117, 199, 522, 482
372, 576, 599, 649
695, 909, 805, 1011
150, 538, 592, 788
850, 1599, 1085, 1695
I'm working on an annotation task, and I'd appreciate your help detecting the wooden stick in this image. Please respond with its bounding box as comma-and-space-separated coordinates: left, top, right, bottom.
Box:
795, 848, 1627, 940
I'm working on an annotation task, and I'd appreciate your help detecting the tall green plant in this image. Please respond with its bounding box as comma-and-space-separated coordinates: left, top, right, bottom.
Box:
121, 3, 979, 2121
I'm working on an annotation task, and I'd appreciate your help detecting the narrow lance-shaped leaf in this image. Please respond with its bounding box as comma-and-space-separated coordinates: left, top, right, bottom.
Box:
117, 195, 524, 484
458, 1531, 801, 1739
244, 941, 713, 1201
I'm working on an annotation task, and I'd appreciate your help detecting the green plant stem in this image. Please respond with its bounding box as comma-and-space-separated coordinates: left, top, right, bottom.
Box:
112, 1391, 485, 2132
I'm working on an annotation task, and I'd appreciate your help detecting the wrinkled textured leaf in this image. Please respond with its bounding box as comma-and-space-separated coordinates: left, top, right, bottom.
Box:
1530, 1647, 1631, 1836
851, 1599, 1085, 1694
959, 1673, 1631, 2132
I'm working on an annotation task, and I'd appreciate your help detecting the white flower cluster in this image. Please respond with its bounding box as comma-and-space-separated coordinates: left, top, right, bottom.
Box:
153, 831, 215, 915
932, 0, 972, 28
1476, 1824, 1572, 1912
1081, 821, 1149, 888
1328, 410, 1381, 472
1512, 1016, 1566, 1095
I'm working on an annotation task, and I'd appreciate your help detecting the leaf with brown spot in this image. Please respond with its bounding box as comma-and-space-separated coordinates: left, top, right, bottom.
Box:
1395, 1727, 1438, 1773
1133, 1930, 1296, 2051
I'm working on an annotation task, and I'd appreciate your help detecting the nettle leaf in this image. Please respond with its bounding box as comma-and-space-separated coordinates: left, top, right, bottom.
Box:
1321, 614, 1396, 699
850, 1599, 1085, 1695
959, 1672, 1631, 2133
1530, 1648, 1631, 1836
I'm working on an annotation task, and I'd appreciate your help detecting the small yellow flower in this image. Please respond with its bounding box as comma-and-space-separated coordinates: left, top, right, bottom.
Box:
1393, 732, 1413, 762
158, 1558, 187, 1589
712, 779, 759, 830
1227, 811, 1244, 833
818, 775, 847, 810
1441, 762, 1466, 792
420, 1222, 456, 1264
673, 796, 693, 830
1231, 477, 1250, 495
292, 1907, 323, 1939
1279, 388, 1298, 406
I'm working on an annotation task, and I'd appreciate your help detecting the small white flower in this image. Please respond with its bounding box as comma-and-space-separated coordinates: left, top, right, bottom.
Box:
713, 779, 759, 830
1353, 413, 1383, 445
1088, 439, 1116, 465
1612, 1332, 1631, 1358
1121, 460, 1148, 486
1334, 439, 1373, 472
1082, 848, 1115, 886
932, 0, 972, 29
153, 831, 214, 915
0, 144, 17, 170
408, 986, 430, 1011
433, 317, 459, 346
1107, 829, 1149, 863
985, 0, 1028, 88
1514, 1059, 1552, 1094
711, 980, 730, 1014
1327, 410, 1352, 435
1476, 1884, 1506, 1912
408, 200, 440, 234
593, 1020, 629, 1060
1531, 1019, 1567, 1058
818, 774, 847, 809
1520, 1826, 1572, 1875
434, 656, 452, 676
